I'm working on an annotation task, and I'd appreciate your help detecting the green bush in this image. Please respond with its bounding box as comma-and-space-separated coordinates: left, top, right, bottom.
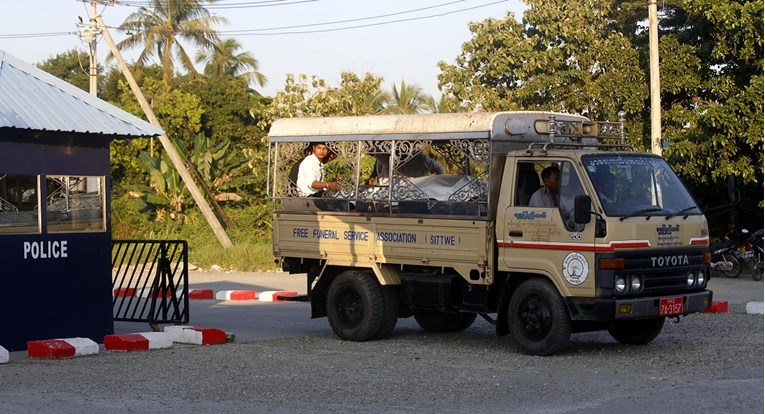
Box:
111, 195, 277, 271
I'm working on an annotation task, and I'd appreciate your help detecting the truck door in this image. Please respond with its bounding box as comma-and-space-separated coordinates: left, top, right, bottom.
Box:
499, 160, 597, 294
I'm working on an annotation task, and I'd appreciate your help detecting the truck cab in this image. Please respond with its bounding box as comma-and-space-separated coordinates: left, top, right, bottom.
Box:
268, 111, 712, 355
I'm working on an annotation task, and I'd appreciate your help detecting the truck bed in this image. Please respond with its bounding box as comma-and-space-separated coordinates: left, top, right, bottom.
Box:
273, 213, 494, 284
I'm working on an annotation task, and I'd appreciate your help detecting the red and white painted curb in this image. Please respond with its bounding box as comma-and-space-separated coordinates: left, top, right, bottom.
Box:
189, 289, 214, 300
258, 290, 300, 302
702, 301, 729, 313
27, 337, 99, 359
164, 326, 227, 345
0, 345, 9, 364
104, 332, 173, 352
215, 290, 257, 301
746, 302, 764, 314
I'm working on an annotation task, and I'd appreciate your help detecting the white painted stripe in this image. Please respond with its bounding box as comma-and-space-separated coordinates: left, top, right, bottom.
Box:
746, 302, 764, 315
64, 337, 99, 357
165, 326, 203, 344
259, 291, 277, 302
215, 290, 233, 300
140, 332, 173, 349
0, 345, 8, 364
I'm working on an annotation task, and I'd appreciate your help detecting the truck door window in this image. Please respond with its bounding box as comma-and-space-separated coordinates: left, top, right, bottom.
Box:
558, 162, 586, 232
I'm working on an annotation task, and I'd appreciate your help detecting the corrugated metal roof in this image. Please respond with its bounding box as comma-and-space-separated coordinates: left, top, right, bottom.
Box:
0, 50, 164, 139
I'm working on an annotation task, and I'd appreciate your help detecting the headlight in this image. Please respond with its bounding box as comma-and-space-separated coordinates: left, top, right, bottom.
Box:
696, 271, 706, 286
630, 275, 642, 292
686, 272, 696, 287
615, 276, 627, 293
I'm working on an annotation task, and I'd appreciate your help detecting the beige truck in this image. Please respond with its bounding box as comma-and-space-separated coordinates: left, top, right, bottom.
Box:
267, 111, 712, 355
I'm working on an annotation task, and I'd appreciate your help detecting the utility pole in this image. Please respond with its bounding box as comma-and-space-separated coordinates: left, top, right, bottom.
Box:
648, 0, 662, 156
89, 1, 98, 95
91, 12, 233, 248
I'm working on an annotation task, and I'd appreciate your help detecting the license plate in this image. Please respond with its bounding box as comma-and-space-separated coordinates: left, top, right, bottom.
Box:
659, 297, 684, 316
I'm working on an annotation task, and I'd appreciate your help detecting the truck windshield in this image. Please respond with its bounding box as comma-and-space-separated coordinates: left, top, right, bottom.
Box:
582, 154, 701, 219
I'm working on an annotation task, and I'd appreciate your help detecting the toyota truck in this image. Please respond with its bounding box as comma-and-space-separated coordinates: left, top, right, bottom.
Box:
267, 111, 712, 355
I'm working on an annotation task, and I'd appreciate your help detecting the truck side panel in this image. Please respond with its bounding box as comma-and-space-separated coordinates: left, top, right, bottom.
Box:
273, 213, 494, 285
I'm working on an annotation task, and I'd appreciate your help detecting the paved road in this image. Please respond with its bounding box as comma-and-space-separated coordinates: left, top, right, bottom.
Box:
1, 271, 761, 414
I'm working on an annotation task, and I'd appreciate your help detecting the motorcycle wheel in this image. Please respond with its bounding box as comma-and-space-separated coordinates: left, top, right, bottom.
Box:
722, 253, 743, 278
752, 250, 763, 281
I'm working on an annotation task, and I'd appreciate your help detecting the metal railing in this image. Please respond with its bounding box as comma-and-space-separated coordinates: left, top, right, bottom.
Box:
111, 240, 189, 329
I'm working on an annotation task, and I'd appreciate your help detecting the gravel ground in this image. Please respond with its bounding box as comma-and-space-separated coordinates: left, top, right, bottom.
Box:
0, 309, 762, 414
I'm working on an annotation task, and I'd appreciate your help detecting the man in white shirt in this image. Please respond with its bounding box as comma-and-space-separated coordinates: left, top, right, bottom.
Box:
529, 166, 560, 208
296, 142, 340, 197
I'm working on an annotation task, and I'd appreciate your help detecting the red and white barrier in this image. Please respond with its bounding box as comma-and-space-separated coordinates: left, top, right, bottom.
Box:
702, 301, 729, 314
164, 326, 227, 345
215, 290, 257, 301
0, 345, 9, 364
104, 332, 173, 352
27, 337, 99, 359
258, 290, 299, 302
189, 289, 214, 300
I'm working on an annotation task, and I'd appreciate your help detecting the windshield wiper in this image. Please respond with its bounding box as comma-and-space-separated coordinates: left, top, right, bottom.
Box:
665, 205, 699, 220
619, 207, 663, 221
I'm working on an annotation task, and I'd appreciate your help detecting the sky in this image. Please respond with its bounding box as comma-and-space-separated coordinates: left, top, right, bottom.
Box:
0, 0, 527, 99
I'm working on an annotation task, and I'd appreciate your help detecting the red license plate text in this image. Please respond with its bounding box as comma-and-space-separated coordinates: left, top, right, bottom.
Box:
659, 297, 684, 316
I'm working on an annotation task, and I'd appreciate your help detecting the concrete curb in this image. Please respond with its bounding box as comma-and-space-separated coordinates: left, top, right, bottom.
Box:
189, 289, 214, 300
104, 332, 173, 352
702, 301, 729, 313
258, 290, 300, 302
164, 326, 227, 345
27, 337, 99, 359
215, 290, 257, 301
0, 345, 7, 364
745, 302, 764, 314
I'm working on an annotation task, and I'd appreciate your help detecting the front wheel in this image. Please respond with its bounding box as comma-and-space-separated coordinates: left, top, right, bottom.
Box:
722, 253, 743, 278
752, 250, 763, 281
607, 318, 665, 345
507, 279, 572, 356
326, 271, 385, 341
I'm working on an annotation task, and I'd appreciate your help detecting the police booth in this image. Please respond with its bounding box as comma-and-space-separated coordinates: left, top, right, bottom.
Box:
0, 51, 163, 351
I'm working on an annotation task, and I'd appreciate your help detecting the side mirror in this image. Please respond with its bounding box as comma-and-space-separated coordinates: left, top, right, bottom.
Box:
574, 195, 593, 224
727, 175, 739, 203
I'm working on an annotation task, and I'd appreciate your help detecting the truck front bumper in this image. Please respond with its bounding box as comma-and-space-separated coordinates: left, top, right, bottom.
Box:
567, 290, 713, 321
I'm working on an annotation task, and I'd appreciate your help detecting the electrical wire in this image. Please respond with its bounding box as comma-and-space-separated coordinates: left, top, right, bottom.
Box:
0, 0, 508, 40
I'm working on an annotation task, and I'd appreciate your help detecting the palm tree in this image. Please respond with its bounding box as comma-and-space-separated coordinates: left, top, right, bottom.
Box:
423, 93, 462, 113
110, 0, 227, 86
195, 38, 267, 88
380, 80, 431, 114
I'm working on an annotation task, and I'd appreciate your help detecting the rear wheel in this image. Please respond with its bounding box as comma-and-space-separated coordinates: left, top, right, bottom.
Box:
752, 250, 763, 281
722, 253, 742, 278
326, 271, 385, 341
374, 286, 399, 339
507, 279, 571, 356
607, 318, 665, 345
414, 310, 477, 333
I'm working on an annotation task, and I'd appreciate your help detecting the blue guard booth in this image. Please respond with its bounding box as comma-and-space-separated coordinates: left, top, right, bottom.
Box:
0, 50, 163, 351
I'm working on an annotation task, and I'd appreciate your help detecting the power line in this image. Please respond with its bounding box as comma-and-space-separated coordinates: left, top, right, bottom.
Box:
223, 0, 507, 35
0, 0, 508, 40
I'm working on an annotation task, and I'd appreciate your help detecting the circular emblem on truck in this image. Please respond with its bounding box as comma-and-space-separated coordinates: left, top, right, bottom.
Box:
563, 252, 588, 286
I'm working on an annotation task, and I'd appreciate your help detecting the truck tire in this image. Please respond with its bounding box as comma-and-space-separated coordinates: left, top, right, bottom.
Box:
326, 271, 385, 341
374, 286, 400, 339
507, 278, 572, 356
413, 310, 477, 333
607, 317, 665, 345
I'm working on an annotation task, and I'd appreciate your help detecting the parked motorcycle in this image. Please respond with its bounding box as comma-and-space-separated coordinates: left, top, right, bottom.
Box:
711, 228, 763, 280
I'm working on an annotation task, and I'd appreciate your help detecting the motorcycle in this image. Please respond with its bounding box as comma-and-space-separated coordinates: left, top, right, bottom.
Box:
749, 229, 763, 281
711, 228, 763, 280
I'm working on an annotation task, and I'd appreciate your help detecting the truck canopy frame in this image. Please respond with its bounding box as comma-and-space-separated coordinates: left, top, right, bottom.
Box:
267, 111, 623, 218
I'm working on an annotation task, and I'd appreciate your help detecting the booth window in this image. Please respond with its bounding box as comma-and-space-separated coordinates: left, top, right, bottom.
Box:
0, 174, 40, 234
46, 175, 105, 232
